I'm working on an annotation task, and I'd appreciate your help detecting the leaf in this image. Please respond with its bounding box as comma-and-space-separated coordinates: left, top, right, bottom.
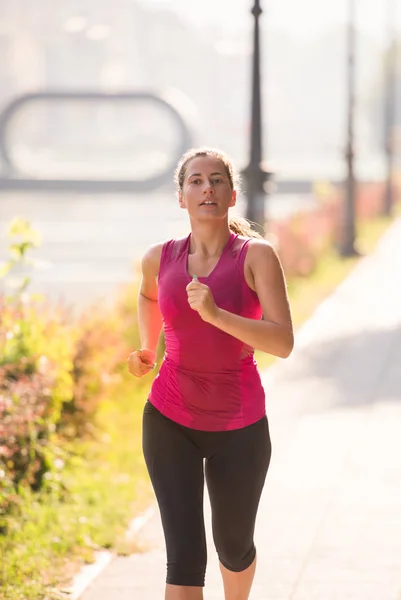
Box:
10, 242, 34, 258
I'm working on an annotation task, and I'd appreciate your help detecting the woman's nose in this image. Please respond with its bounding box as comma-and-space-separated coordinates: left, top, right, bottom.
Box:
203, 181, 214, 193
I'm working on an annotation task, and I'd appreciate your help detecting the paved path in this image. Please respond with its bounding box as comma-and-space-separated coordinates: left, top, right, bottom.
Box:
79, 217, 401, 600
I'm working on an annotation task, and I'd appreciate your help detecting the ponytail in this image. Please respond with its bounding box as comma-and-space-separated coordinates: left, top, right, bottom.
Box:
228, 216, 264, 239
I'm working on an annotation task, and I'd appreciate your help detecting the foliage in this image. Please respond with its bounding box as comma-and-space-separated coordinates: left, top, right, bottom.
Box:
0, 220, 75, 529
60, 309, 128, 438
0, 298, 75, 528
0, 218, 154, 532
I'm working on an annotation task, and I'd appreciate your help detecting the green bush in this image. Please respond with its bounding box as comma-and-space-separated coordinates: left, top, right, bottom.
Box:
0, 219, 75, 524
0, 219, 150, 527
60, 308, 131, 438
0, 297, 75, 526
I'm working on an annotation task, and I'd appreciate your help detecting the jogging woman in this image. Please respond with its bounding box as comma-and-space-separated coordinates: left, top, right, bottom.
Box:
128, 147, 293, 600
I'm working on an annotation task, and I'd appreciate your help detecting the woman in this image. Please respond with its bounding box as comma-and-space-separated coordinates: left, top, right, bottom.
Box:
128, 148, 293, 600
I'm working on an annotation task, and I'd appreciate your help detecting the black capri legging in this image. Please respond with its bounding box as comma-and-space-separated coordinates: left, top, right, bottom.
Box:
142, 400, 272, 587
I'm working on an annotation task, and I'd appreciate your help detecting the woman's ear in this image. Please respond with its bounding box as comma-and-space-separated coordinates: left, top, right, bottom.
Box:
230, 189, 237, 208
178, 191, 186, 209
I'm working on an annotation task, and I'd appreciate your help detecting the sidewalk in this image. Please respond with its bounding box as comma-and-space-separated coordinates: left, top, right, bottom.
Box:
80, 218, 401, 600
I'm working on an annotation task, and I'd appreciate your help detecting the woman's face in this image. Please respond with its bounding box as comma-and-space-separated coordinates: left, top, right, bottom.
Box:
178, 156, 236, 221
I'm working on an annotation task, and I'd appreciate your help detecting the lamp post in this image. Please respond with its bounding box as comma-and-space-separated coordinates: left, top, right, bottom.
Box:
383, 0, 396, 216
340, 0, 358, 257
242, 0, 270, 231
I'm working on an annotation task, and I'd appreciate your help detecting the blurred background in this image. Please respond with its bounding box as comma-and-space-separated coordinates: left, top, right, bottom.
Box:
1, 3, 401, 598
0, 0, 400, 309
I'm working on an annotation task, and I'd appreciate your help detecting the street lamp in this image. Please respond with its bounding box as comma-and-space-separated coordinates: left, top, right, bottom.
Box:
340, 0, 359, 257
383, 0, 396, 216
242, 0, 270, 232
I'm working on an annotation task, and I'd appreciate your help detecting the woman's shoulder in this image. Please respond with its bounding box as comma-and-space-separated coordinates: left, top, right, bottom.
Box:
142, 241, 164, 262
243, 238, 279, 266
141, 235, 188, 274
141, 242, 165, 276
236, 235, 275, 252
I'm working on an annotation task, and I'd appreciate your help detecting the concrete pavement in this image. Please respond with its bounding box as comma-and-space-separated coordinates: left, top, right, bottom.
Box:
79, 217, 401, 600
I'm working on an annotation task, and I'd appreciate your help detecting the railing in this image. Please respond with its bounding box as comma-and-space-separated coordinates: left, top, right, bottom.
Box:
0, 90, 192, 192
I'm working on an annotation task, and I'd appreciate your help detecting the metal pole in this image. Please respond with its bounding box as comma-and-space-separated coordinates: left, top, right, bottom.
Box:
243, 0, 270, 231
383, 0, 396, 216
340, 0, 358, 256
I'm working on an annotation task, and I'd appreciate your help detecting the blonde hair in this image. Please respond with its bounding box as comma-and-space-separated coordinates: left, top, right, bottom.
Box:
174, 147, 263, 239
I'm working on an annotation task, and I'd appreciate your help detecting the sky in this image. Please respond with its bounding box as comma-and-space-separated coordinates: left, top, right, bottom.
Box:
145, 0, 400, 46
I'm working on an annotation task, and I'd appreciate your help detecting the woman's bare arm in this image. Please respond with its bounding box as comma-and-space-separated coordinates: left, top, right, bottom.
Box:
205, 241, 294, 358
137, 243, 164, 354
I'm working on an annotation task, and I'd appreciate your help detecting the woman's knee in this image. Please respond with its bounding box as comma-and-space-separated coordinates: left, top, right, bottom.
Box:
166, 555, 207, 587
216, 539, 256, 573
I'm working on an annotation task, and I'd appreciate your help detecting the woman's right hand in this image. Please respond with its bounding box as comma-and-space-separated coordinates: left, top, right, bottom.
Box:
127, 348, 157, 378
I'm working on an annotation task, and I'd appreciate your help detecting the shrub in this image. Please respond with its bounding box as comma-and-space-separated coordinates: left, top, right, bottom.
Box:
0, 298, 75, 525
61, 309, 131, 438
0, 361, 56, 489
0, 218, 159, 528
0, 219, 76, 524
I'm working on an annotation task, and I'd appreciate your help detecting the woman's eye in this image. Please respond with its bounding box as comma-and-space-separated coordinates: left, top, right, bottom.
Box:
192, 179, 201, 184
212, 178, 222, 184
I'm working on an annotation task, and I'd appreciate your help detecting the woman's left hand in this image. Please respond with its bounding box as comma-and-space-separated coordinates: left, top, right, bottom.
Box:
186, 279, 219, 323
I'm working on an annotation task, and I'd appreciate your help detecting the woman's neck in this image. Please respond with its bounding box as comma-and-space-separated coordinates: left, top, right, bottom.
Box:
188, 223, 232, 258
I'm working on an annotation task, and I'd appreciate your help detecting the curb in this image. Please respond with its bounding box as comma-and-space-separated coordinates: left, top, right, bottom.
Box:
63, 551, 115, 600
62, 506, 155, 599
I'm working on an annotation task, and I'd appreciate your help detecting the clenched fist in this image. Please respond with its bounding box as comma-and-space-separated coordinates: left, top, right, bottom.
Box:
186, 276, 219, 323
127, 348, 156, 378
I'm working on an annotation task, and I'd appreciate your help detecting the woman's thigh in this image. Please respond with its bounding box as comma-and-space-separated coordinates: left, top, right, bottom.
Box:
142, 401, 207, 585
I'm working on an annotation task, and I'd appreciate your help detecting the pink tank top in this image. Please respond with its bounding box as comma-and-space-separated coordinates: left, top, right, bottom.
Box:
148, 232, 266, 431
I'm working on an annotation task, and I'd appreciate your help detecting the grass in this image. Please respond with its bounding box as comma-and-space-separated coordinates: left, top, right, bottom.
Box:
0, 207, 398, 599
0, 379, 153, 600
